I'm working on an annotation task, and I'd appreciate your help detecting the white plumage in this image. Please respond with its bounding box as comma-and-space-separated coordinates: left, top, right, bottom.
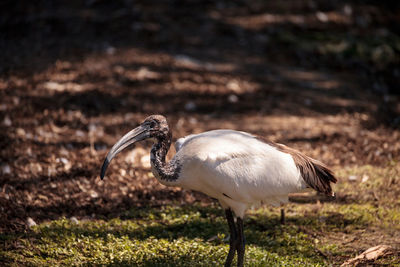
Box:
168, 130, 307, 218
100, 115, 336, 267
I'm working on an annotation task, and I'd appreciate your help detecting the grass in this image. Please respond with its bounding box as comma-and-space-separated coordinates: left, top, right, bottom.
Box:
1, 205, 327, 266
1, 164, 399, 266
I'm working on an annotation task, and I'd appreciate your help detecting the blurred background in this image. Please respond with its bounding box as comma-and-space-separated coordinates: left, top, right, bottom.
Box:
0, 0, 399, 243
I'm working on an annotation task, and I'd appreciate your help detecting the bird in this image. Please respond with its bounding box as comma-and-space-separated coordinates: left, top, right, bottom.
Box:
100, 115, 337, 267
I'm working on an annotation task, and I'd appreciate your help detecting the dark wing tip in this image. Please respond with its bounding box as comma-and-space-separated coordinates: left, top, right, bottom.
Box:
312, 162, 337, 196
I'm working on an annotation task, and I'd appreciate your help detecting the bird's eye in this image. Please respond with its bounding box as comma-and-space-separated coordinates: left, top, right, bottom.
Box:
149, 121, 156, 128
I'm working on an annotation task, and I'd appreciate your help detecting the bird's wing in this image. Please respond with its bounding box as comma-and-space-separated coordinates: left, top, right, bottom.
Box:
270, 143, 337, 196
175, 130, 305, 203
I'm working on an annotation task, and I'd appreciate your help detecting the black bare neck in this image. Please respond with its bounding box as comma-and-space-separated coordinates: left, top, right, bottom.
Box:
150, 131, 181, 182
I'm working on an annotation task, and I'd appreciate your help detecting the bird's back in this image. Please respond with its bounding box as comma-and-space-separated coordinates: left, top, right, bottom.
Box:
174, 130, 311, 206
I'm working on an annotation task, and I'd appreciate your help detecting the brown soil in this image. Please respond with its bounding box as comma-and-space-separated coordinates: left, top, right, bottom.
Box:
0, 0, 399, 239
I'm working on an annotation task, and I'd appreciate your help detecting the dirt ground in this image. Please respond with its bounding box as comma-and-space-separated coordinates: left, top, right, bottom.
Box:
1, 0, 399, 265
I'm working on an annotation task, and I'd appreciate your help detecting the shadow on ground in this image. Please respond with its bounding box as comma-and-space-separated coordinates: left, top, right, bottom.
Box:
0, 0, 399, 234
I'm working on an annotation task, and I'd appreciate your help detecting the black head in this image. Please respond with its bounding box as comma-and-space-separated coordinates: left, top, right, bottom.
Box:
141, 115, 169, 140
100, 114, 170, 180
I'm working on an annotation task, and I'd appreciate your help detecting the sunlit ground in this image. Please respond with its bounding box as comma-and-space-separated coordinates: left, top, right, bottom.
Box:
2, 164, 399, 266
1, 1, 399, 266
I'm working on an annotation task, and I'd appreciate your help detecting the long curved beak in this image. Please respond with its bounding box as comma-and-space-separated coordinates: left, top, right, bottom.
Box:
100, 124, 150, 180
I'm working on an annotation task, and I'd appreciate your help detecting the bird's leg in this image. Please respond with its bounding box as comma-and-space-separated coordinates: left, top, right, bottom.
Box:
224, 209, 238, 267
236, 217, 245, 267
280, 208, 285, 225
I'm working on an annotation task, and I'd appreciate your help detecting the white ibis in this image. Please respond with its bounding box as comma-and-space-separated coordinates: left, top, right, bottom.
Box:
100, 115, 337, 267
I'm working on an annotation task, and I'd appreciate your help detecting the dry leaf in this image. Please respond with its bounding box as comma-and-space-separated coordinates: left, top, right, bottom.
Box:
341, 245, 393, 266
